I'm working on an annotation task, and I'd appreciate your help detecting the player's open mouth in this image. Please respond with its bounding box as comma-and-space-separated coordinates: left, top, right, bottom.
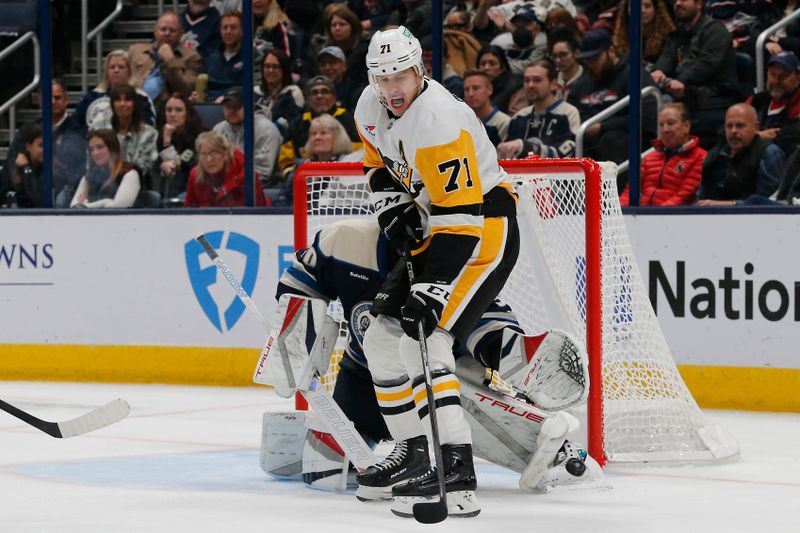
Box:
390, 97, 405, 108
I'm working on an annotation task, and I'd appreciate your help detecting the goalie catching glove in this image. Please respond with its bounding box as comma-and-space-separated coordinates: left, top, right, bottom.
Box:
400, 282, 449, 340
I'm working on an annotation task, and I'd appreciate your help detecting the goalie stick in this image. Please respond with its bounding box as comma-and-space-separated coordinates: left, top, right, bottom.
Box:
194, 233, 376, 470
0, 397, 130, 439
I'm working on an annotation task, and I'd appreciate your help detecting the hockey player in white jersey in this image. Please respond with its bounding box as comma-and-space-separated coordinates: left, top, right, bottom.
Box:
261, 218, 601, 498
353, 26, 522, 518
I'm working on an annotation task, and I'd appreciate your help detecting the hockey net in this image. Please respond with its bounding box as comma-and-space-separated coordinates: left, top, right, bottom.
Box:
293, 159, 740, 466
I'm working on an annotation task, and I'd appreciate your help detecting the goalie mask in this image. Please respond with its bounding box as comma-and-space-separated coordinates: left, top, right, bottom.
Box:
366, 26, 425, 114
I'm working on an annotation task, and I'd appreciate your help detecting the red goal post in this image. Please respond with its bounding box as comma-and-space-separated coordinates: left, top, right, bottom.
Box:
292, 158, 739, 467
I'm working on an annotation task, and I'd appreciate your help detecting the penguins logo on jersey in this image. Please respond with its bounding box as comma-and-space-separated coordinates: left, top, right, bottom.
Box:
350, 301, 373, 346
378, 141, 418, 194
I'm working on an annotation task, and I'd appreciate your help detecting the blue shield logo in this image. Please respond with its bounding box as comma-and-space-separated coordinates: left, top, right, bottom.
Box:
185, 231, 260, 333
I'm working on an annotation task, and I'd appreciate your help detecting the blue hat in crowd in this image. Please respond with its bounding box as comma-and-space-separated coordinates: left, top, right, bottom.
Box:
577, 29, 612, 60
768, 51, 800, 72
510, 8, 542, 26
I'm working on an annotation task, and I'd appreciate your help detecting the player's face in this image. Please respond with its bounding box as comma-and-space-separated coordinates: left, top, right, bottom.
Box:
523, 65, 554, 103
375, 68, 422, 116
657, 107, 690, 150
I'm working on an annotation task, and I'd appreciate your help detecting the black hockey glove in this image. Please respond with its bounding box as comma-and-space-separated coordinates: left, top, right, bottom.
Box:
401, 283, 449, 340
377, 202, 425, 246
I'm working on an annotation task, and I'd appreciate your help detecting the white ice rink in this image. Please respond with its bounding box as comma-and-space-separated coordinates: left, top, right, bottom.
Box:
1, 381, 797, 533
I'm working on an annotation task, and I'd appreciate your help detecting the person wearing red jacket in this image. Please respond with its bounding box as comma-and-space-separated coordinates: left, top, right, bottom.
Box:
185, 130, 269, 207
620, 102, 706, 206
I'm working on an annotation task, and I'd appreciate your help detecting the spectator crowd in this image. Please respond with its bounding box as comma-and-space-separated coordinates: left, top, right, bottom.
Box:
3, 0, 800, 209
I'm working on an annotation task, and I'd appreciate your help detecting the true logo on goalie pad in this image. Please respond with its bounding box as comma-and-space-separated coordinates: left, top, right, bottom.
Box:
252, 295, 339, 390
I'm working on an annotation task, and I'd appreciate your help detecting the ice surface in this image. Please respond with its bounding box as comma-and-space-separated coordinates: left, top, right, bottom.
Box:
1, 381, 797, 532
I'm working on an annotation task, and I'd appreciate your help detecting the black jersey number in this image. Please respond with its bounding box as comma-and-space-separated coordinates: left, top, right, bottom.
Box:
438, 157, 474, 193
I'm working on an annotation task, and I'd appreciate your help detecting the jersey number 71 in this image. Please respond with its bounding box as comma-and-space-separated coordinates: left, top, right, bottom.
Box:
439, 157, 474, 193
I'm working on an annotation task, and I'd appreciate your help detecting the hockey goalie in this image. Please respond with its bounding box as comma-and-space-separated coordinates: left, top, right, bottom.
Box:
257, 218, 602, 497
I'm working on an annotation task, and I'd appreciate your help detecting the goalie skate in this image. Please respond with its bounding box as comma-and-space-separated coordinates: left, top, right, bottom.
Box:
355, 435, 430, 502
390, 444, 480, 518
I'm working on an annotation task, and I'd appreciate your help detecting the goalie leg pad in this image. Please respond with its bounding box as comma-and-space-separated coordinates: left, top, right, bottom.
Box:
260, 411, 307, 478
253, 294, 339, 391
302, 413, 352, 492
458, 377, 569, 487
499, 328, 589, 411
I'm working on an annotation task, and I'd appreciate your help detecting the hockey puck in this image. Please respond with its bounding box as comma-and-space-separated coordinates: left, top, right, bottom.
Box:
565, 458, 586, 477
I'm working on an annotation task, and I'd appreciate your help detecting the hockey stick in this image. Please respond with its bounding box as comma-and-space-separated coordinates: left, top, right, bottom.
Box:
194, 233, 375, 470
0, 397, 130, 439
403, 244, 448, 524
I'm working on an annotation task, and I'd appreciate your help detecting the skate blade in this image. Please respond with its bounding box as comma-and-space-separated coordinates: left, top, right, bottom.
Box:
355, 484, 393, 502
390, 491, 480, 518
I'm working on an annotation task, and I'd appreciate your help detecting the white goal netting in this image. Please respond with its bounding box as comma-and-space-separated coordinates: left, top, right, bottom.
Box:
295, 159, 740, 465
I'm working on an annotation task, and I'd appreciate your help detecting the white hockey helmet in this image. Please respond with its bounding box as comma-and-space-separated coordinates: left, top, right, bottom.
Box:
366, 26, 425, 106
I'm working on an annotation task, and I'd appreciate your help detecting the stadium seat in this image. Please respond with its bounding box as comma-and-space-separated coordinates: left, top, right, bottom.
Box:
195, 103, 225, 130
0, 1, 37, 36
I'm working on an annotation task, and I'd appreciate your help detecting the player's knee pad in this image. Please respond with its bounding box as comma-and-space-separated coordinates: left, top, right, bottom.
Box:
301, 413, 354, 492
363, 315, 406, 382
260, 411, 306, 479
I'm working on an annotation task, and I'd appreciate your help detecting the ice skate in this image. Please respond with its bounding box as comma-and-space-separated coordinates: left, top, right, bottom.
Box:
355, 435, 430, 502
390, 444, 480, 518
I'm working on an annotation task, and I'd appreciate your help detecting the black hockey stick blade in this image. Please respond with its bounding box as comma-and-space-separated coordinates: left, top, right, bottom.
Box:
412, 500, 448, 524
0, 398, 130, 438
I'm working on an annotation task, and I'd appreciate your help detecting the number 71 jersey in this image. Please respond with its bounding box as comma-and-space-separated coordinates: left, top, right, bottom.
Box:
354, 79, 514, 220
